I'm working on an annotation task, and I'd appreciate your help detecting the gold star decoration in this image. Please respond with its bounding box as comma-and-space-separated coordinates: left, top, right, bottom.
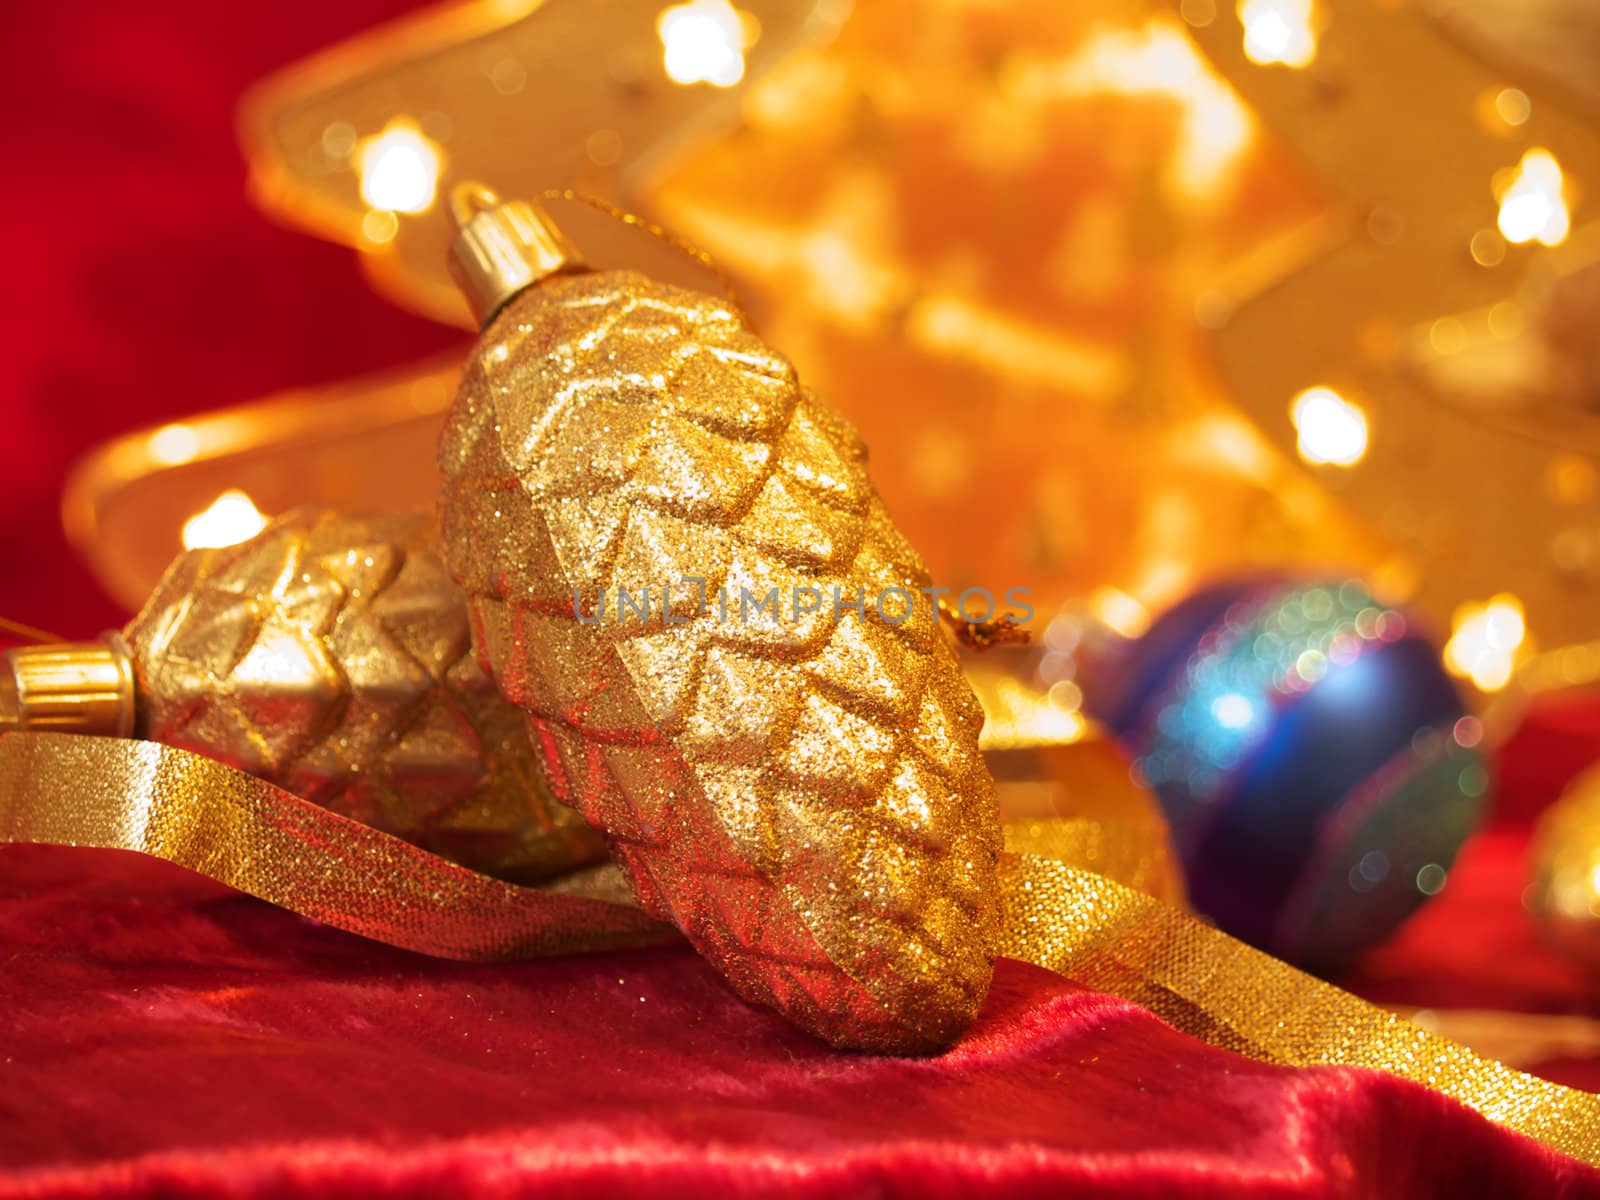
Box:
1181, 0, 1600, 661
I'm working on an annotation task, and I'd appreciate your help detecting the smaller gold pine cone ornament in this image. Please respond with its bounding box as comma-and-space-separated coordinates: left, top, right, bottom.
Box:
437, 185, 1002, 1053
0, 508, 606, 883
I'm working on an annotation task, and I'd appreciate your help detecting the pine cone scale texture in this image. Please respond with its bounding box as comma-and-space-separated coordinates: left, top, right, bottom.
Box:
124, 509, 608, 884
441, 271, 1002, 1052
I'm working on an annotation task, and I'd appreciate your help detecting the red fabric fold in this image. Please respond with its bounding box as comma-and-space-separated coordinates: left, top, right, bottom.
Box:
4, 844, 1597, 1199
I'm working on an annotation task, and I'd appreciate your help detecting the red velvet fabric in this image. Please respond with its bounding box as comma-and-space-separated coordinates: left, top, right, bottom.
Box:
4, 843, 1597, 1199
1339, 693, 1600, 1095
5, 3, 1600, 1196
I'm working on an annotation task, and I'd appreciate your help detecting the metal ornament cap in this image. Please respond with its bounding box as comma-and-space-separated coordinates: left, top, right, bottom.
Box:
447, 182, 585, 327
0, 635, 136, 737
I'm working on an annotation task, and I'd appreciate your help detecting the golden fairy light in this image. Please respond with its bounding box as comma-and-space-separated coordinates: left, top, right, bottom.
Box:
1496, 148, 1572, 247
356, 118, 443, 216
1445, 594, 1527, 692
1238, 0, 1318, 69
1291, 386, 1368, 467
147, 423, 201, 466
656, 0, 756, 89
182, 490, 269, 551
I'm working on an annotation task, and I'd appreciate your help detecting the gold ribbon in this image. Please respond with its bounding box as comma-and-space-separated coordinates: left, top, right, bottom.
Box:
3, 731, 1598, 1165
0, 732, 671, 959
997, 853, 1600, 1163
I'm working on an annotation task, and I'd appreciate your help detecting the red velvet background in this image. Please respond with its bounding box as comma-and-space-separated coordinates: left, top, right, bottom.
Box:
4, 3, 1600, 1196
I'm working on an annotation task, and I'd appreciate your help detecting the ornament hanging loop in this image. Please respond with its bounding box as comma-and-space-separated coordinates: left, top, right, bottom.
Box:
0, 615, 69, 646
537, 188, 747, 321
446, 181, 746, 327
448, 181, 501, 229
937, 595, 1030, 650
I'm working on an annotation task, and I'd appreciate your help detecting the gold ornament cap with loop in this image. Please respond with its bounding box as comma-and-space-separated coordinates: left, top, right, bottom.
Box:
0, 635, 136, 738
447, 182, 585, 328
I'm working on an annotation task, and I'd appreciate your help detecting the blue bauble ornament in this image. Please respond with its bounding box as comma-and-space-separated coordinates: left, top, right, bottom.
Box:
1090, 578, 1486, 968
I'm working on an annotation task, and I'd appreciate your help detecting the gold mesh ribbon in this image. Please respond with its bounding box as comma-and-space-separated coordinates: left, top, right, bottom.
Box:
2, 731, 1597, 1165
0, 732, 671, 959
998, 853, 1600, 1163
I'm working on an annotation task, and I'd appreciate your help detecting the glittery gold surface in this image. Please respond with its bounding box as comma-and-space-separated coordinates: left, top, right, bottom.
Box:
123, 508, 607, 883
0, 732, 667, 958
439, 269, 1002, 1054
1004, 816, 1182, 910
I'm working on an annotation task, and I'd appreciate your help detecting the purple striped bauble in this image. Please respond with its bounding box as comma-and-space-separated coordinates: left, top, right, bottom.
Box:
1091, 577, 1487, 968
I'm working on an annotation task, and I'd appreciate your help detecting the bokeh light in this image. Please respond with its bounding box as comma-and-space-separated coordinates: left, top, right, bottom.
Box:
182, 490, 269, 551
1239, 0, 1318, 69
1291, 387, 1368, 467
1496, 148, 1571, 247
1494, 88, 1531, 127
357, 118, 443, 215
147, 423, 200, 466
1444, 593, 1527, 691
1210, 691, 1256, 730
657, 1, 755, 88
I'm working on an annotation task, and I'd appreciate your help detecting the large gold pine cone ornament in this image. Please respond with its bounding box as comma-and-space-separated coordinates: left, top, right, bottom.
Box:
123, 507, 607, 883
438, 258, 1002, 1053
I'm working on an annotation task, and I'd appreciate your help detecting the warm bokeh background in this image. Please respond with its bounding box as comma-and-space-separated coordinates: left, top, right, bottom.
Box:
0, 1, 463, 636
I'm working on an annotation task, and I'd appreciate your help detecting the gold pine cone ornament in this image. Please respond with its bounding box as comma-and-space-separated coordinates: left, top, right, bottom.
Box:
438, 185, 1002, 1052
0, 508, 606, 883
